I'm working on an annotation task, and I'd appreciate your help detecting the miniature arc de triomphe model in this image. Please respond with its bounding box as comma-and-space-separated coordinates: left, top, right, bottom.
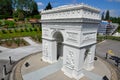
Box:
41, 4, 101, 80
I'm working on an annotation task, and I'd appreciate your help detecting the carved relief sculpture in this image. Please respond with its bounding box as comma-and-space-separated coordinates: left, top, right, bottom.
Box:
66, 51, 74, 69
66, 32, 78, 43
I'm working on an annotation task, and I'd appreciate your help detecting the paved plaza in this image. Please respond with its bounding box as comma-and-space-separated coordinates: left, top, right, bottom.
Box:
96, 40, 120, 70
20, 53, 111, 80
96, 40, 120, 58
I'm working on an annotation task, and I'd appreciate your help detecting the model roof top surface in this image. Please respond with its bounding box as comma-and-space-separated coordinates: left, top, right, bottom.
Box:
41, 3, 100, 14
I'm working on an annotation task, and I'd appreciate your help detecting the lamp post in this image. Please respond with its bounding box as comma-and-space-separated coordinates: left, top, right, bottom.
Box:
9, 56, 12, 65
3, 65, 7, 75
105, 53, 108, 59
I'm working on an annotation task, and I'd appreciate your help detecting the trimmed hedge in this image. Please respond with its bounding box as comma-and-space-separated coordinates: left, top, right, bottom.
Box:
0, 27, 42, 39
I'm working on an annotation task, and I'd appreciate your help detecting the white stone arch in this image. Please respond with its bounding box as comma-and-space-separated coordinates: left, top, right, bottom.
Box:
51, 30, 64, 41
41, 4, 100, 80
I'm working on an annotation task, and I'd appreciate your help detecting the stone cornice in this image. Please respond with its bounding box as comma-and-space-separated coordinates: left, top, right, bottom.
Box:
41, 4, 100, 14
41, 18, 101, 23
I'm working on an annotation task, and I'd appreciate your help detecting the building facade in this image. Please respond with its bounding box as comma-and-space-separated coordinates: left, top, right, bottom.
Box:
41, 4, 101, 79
98, 21, 118, 35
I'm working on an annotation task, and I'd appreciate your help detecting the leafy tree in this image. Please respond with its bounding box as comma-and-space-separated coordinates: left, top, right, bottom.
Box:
110, 17, 120, 32
45, 2, 52, 10
13, 0, 39, 18
0, 0, 13, 19
105, 10, 110, 20
0, 0, 39, 19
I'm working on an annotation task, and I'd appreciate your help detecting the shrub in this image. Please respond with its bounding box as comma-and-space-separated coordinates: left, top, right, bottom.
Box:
6, 39, 12, 46
9, 29, 13, 33
0, 40, 1, 45
38, 36, 42, 42
14, 18, 19, 22
20, 28, 24, 32
25, 28, 29, 32
29, 28, 33, 32
14, 28, 18, 32
39, 27, 42, 31
97, 35, 120, 42
15, 38, 20, 46
34, 28, 37, 31
4, 20, 15, 28
2, 30, 7, 34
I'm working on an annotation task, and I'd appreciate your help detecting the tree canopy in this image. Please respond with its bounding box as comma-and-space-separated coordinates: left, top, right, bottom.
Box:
110, 17, 120, 24
0, 0, 13, 19
0, 0, 39, 19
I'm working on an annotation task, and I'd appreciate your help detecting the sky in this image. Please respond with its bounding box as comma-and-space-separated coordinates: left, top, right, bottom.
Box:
35, 0, 120, 17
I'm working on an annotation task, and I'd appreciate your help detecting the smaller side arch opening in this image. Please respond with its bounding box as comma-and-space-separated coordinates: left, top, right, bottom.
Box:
53, 31, 64, 60
84, 48, 90, 61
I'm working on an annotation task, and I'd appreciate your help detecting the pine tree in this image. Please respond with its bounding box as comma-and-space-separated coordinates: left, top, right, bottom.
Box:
105, 10, 110, 20
31, 1, 39, 16
101, 12, 105, 20
45, 2, 52, 10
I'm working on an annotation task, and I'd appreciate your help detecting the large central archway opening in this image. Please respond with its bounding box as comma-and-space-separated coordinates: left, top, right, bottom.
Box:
53, 32, 63, 60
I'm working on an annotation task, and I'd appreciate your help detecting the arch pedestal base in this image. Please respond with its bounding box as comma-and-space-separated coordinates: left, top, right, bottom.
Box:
42, 57, 57, 64
62, 67, 84, 80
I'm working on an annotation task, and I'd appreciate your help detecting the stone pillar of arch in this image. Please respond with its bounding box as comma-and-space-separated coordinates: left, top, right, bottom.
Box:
41, 4, 101, 80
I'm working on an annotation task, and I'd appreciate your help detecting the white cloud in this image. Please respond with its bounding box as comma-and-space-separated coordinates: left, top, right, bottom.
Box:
107, 0, 120, 2
109, 10, 120, 17
37, 2, 43, 6
38, 9, 43, 11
